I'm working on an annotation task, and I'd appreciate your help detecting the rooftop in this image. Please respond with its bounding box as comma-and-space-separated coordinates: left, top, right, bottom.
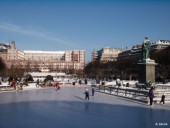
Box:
23, 50, 65, 54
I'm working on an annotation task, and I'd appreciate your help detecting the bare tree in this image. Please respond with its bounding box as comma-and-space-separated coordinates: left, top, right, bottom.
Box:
0, 58, 6, 71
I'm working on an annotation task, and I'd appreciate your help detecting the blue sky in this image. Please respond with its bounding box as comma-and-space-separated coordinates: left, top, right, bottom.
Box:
0, 0, 170, 62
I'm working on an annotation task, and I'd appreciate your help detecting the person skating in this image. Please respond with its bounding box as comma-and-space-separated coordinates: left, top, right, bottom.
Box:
85, 79, 87, 85
54, 82, 60, 91
92, 87, 95, 96
148, 86, 154, 106
160, 93, 165, 104
36, 79, 39, 88
79, 79, 82, 85
84, 88, 89, 100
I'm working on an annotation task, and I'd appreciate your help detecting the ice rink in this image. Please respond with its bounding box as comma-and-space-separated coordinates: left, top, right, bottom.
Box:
0, 86, 170, 128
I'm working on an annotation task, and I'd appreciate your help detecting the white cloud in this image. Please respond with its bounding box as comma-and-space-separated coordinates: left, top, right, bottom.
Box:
0, 23, 73, 46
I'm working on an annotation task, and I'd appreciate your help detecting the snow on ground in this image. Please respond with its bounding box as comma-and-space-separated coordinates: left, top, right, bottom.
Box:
1, 80, 170, 92
23, 83, 41, 90
0, 82, 9, 87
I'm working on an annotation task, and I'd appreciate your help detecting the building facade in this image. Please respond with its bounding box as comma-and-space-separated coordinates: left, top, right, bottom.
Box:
0, 41, 85, 71
24, 50, 65, 61
117, 40, 170, 61
92, 47, 122, 63
0, 43, 8, 61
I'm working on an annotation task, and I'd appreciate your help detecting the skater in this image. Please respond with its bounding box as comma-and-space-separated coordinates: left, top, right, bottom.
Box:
85, 79, 87, 85
79, 79, 82, 85
148, 86, 154, 106
160, 93, 165, 104
54, 82, 60, 91
126, 82, 130, 87
84, 88, 89, 100
92, 87, 95, 96
36, 79, 39, 88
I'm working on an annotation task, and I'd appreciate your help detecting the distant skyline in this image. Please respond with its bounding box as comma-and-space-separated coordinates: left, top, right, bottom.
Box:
0, 0, 170, 62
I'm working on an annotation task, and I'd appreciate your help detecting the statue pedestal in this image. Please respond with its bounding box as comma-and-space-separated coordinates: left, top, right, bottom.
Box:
138, 58, 157, 83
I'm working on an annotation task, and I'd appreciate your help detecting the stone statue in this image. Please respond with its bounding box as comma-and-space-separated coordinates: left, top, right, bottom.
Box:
142, 37, 150, 59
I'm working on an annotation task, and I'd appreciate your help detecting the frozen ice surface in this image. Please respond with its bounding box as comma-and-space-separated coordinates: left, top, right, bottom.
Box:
0, 87, 170, 128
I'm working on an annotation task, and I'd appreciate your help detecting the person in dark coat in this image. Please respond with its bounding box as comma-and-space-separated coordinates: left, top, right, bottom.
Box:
84, 89, 89, 100
92, 87, 95, 96
79, 79, 82, 85
85, 79, 87, 85
149, 87, 154, 106
160, 93, 165, 104
36, 79, 39, 88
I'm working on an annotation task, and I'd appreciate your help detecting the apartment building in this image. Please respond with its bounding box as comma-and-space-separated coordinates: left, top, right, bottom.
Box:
92, 47, 122, 63
7, 41, 24, 61
0, 41, 85, 71
0, 43, 8, 61
24, 50, 65, 61
117, 40, 170, 61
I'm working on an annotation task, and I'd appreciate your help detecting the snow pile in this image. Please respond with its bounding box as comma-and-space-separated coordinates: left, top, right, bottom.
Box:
23, 83, 41, 90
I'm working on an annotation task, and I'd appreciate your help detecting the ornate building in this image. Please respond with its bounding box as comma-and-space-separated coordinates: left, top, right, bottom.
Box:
0, 41, 85, 71
91, 47, 122, 63
117, 40, 170, 61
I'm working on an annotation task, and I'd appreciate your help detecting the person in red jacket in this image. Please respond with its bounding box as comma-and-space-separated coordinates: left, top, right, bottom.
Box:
54, 82, 60, 90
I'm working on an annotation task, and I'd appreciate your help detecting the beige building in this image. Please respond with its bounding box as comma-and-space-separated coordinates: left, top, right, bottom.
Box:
7, 41, 24, 61
0, 41, 85, 71
0, 43, 8, 61
118, 40, 170, 61
92, 47, 122, 63
24, 50, 65, 61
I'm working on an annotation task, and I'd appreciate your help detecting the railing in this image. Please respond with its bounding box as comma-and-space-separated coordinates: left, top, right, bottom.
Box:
98, 85, 149, 103
0, 85, 14, 91
156, 84, 170, 89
